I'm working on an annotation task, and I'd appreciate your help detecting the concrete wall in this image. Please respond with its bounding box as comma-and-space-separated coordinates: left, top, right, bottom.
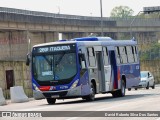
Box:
0, 31, 100, 61
0, 61, 32, 99
0, 31, 60, 61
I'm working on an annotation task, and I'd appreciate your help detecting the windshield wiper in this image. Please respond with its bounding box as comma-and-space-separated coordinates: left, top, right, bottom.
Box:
55, 52, 65, 65
43, 56, 52, 65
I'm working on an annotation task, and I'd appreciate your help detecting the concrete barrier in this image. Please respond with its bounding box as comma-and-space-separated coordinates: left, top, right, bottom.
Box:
0, 88, 6, 105
10, 86, 29, 103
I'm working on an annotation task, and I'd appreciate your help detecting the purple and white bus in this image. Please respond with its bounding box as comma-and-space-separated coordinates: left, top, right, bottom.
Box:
27, 37, 140, 104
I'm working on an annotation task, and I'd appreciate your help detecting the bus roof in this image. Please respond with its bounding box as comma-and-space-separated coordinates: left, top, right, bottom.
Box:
33, 37, 137, 48
73, 37, 113, 41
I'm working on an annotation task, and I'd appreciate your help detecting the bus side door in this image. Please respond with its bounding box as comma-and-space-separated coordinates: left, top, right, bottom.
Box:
94, 46, 111, 92
103, 47, 112, 92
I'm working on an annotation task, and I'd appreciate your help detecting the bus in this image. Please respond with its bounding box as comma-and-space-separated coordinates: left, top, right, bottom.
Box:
26, 37, 140, 104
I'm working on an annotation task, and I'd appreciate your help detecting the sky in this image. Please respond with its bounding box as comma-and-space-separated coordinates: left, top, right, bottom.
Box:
0, 0, 160, 17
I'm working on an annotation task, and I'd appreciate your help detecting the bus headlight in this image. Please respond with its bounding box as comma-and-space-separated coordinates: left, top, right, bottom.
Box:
70, 79, 79, 89
33, 83, 40, 91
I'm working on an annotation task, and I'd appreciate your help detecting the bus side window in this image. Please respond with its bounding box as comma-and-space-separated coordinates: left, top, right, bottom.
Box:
134, 46, 138, 62
125, 46, 128, 63
119, 46, 127, 64
127, 46, 134, 63
115, 47, 121, 64
87, 47, 96, 67
103, 47, 109, 65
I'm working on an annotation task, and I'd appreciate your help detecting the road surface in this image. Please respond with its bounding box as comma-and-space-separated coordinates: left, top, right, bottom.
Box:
1, 85, 160, 120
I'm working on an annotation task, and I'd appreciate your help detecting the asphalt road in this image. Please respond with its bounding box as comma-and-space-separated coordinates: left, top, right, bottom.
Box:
1, 84, 160, 120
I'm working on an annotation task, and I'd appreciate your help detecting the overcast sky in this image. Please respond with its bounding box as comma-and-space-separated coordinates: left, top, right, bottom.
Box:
0, 0, 160, 17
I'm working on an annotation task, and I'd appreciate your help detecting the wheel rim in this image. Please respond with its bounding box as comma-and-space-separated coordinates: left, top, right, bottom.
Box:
122, 85, 125, 95
90, 85, 95, 100
121, 81, 125, 95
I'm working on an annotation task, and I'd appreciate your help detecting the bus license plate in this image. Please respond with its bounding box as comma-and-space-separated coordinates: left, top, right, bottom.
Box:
51, 95, 59, 98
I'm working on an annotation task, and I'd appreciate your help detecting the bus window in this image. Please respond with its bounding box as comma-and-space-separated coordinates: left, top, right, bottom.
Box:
134, 46, 138, 62
87, 47, 96, 67
119, 46, 128, 64
103, 47, 109, 65
127, 46, 134, 63
115, 47, 121, 64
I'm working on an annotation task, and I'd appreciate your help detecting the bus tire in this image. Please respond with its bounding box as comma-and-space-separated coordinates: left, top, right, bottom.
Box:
119, 80, 126, 97
85, 82, 95, 101
111, 91, 118, 98
47, 98, 56, 104
112, 80, 125, 97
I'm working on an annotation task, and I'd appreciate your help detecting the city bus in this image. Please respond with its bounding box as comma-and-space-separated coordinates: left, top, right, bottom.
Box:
26, 37, 140, 104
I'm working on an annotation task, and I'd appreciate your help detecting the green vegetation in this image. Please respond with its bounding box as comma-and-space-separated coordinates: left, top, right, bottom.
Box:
140, 43, 160, 60
110, 6, 134, 18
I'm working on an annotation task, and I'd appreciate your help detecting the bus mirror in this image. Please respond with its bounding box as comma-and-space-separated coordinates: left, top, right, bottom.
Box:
78, 53, 86, 69
81, 61, 86, 69
26, 53, 30, 66
79, 53, 85, 61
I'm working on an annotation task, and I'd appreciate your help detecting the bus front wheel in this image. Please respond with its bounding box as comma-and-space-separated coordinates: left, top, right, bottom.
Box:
47, 98, 56, 104
83, 82, 95, 101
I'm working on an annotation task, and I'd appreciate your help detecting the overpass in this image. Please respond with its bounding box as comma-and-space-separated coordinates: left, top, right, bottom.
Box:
0, 7, 160, 61
0, 7, 160, 38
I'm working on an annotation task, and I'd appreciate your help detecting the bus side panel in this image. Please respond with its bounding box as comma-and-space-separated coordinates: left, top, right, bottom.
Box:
79, 70, 90, 96
120, 64, 140, 88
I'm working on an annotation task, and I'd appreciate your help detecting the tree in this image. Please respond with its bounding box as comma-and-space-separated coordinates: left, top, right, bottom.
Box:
110, 6, 134, 18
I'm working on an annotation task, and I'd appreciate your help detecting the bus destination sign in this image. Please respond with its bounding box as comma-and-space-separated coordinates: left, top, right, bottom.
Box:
33, 44, 76, 53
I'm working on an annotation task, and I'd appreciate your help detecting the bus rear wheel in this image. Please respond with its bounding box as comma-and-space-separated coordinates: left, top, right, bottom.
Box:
47, 98, 56, 104
112, 80, 125, 97
119, 80, 126, 97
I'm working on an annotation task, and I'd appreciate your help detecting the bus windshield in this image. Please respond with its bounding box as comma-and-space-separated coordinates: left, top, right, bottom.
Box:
32, 52, 77, 81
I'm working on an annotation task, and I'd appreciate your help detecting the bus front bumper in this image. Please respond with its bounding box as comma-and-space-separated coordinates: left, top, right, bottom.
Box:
42, 86, 82, 99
